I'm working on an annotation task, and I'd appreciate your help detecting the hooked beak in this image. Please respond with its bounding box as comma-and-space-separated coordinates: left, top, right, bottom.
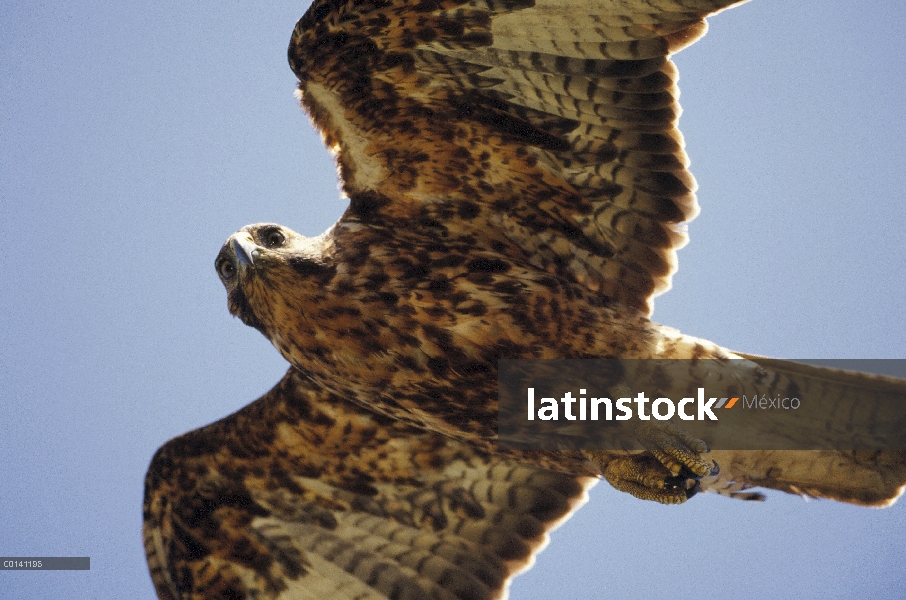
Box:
231, 233, 261, 267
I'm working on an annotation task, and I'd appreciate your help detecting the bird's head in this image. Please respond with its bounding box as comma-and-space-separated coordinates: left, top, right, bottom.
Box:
215, 223, 335, 335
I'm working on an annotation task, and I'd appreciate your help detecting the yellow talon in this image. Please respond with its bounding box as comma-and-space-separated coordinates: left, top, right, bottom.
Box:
583, 418, 718, 504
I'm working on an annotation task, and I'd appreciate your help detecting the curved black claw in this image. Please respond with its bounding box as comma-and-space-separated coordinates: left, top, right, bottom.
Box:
678, 460, 720, 481
663, 474, 703, 500
663, 475, 686, 490
685, 480, 702, 500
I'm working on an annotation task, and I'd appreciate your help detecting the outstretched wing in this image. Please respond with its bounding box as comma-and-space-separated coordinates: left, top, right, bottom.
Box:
144, 368, 594, 599
289, 0, 748, 314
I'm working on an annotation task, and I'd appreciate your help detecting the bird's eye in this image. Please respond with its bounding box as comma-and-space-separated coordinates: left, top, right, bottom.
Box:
218, 259, 236, 280
262, 229, 285, 249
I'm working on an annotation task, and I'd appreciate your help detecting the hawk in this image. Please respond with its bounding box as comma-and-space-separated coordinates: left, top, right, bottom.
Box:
144, 0, 906, 598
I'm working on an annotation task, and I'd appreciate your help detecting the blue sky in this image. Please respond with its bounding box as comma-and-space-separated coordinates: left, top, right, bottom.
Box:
1, 0, 904, 597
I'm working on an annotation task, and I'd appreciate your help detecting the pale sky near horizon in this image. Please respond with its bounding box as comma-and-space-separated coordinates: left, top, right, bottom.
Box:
2, 0, 904, 598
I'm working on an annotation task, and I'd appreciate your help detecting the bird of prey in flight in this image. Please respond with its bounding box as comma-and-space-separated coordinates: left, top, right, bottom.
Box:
144, 0, 906, 597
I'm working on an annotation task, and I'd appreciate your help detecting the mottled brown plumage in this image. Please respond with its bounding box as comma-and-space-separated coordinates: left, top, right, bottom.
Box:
145, 369, 593, 599
144, 0, 906, 598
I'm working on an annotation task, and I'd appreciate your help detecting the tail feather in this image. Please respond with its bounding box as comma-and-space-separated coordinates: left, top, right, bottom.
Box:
704, 449, 906, 507
702, 354, 906, 507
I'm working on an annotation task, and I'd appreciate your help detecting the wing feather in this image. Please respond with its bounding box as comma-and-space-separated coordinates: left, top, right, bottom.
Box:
143, 369, 594, 599
289, 0, 749, 314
